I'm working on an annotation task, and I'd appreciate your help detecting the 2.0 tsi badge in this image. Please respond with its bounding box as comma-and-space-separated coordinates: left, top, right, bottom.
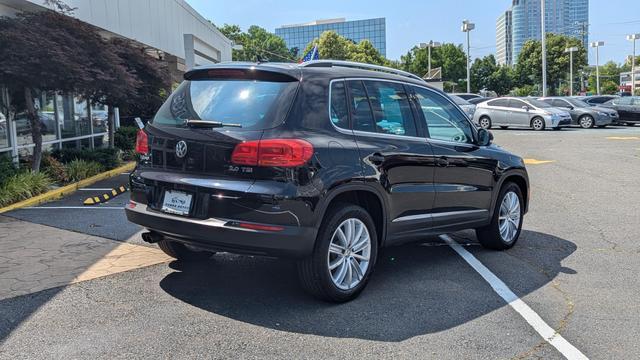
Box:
175, 140, 188, 158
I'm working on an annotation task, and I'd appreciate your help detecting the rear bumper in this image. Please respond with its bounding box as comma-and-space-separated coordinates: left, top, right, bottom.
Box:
125, 201, 316, 258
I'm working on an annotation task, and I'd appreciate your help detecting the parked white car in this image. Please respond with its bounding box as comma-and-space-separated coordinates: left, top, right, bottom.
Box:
473, 97, 572, 131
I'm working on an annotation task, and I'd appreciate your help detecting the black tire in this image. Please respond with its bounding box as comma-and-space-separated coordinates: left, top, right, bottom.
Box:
552, 127, 562, 131
531, 117, 545, 131
500, 126, 509, 129
297, 204, 378, 303
157, 239, 214, 261
478, 116, 492, 130
578, 115, 595, 129
476, 182, 524, 250
597, 125, 607, 128
626, 123, 636, 127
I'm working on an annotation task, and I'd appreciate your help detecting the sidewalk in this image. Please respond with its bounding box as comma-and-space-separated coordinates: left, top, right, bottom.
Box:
0, 216, 171, 300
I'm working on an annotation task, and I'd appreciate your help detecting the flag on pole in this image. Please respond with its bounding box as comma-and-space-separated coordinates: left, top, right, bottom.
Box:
300, 45, 319, 63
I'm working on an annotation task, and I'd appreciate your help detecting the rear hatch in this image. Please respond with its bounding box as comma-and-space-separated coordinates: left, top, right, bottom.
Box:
135, 66, 300, 218
145, 66, 299, 179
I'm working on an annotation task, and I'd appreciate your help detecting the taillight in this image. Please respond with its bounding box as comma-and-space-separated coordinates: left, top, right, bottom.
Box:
231, 139, 313, 167
135, 130, 149, 155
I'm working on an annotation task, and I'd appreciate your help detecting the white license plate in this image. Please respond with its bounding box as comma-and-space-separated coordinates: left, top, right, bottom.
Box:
161, 190, 193, 216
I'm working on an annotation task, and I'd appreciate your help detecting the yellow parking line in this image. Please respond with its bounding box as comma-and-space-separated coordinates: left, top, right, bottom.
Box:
606, 136, 640, 140
72, 242, 172, 283
524, 158, 555, 165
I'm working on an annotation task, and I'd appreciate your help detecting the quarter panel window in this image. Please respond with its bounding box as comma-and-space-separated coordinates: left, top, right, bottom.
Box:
329, 81, 349, 129
362, 80, 417, 136
488, 99, 509, 107
413, 87, 474, 144
347, 80, 376, 132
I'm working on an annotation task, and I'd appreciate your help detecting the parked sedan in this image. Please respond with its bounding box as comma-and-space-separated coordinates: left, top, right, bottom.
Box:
576, 95, 619, 106
451, 93, 483, 101
449, 94, 476, 120
539, 97, 617, 128
473, 97, 572, 131
600, 96, 640, 126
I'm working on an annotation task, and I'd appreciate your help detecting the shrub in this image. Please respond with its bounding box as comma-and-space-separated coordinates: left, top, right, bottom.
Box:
0, 171, 51, 207
65, 159, 104, 182
114, 126, 138, 151
52, 148, 122, 169
0, 155, 18, 187
41, 153, 69, 184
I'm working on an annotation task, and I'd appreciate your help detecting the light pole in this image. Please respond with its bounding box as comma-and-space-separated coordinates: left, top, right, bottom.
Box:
590, 41, 604, 95
627, 34, 640, 96
461, 20, 475, 93
565, 47, 579, 96
541, 0, 547, 96
420, 41, 441, 76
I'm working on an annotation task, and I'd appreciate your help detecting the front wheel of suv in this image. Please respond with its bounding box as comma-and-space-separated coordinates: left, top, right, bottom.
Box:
476, 183, 524, 250
157, 239, 214, 261
297, 204, 378, 302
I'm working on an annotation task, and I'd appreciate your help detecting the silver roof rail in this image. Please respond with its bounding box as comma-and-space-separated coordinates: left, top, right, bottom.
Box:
300, 60, 424, 82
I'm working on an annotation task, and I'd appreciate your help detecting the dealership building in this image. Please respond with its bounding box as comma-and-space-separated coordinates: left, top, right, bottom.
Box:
0, 0, 232, 162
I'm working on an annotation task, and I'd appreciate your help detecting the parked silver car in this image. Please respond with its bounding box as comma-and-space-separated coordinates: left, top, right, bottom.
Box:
449, 95, 476, 120
473, 97, 572, 131
539, 97, 617, 128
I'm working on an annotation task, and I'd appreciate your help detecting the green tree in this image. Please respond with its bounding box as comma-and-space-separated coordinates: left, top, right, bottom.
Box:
515, 33, 587, 95
301, 31, 388, 66
349, 40, 387, 66
470, 55, 498, 92
218, 24, 293, 62
400, 43, 467, 83
487, 65, 515, 96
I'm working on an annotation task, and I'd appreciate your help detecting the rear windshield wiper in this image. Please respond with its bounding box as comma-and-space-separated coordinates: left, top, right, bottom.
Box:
184, 119, 243, 128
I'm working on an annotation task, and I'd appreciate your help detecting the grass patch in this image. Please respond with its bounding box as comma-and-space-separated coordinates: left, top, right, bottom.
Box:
0, 171, 52, 207
66, 159, 104, 182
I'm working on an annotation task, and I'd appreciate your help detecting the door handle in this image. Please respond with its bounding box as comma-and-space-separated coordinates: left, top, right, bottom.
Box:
436, 157, 449, 167
369, 153, 385, 165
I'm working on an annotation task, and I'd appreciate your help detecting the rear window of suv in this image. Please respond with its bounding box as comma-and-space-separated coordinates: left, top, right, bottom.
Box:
153, 79, 298, 130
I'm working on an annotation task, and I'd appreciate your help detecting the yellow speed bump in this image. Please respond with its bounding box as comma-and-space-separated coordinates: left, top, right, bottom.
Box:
606, 136, 640, 140
84, 186, 128, 206
524, 158, 555, 165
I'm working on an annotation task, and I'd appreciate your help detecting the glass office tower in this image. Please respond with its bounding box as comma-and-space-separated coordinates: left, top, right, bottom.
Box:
275, 18, 386, 57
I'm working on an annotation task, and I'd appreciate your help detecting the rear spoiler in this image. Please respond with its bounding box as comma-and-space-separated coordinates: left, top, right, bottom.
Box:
184, 67, 299, 82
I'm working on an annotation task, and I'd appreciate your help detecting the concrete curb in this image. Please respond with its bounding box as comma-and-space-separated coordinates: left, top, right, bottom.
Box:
0, 162, 136, 214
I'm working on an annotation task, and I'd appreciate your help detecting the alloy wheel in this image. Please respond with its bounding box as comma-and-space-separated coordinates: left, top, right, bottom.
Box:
479, 117, 491, 129
327, 218, 371, 290
532, 118, 544, 130
580, 116, 594, 129
498, 191, 521, 244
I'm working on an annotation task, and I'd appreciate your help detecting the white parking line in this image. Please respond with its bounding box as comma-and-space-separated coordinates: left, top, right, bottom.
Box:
441, 235, 588, 360
23, 206, 124, 210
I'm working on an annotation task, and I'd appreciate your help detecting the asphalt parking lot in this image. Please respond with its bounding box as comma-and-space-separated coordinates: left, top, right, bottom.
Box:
1, 125, 639, 359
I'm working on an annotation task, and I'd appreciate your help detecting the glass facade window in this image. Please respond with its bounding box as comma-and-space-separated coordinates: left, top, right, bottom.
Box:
275, 18, 386, 57
0, 88, 10, 151
59, 95, 91, 139
15, 92, 58, 146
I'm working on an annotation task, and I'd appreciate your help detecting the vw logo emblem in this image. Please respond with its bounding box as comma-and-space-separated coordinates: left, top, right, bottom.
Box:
175, 140, 188, 158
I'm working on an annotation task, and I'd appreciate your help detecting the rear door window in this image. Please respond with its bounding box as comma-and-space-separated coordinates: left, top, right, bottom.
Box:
347, 80, 377, 133
153, 79, 297, 130
362, 80, 417, 136
487, 99, 509, 107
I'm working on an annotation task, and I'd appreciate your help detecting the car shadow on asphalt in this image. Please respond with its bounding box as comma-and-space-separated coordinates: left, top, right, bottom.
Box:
159, 230, 577, 342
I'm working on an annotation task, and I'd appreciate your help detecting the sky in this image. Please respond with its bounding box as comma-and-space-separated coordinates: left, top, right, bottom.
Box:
186, 0, 640, 65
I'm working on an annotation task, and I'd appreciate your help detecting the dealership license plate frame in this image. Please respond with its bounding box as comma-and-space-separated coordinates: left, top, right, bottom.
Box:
161, 190, 193, 216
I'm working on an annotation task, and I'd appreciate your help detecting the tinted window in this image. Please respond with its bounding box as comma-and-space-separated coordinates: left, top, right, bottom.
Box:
329, 81, 349, 129
509, 99, 528, 108
552, 99, 571, 108
413, 86, 474, 144
363, 80, 417, 136
614, 97, 632, 105
347, 80, 376, 132
487, 99, 509, 107
525, 99, 552, 108
153, 79, 296, 129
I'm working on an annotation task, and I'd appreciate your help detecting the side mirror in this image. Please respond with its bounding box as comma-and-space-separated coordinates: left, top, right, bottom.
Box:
521, 105, 529, 111
477, 128, 493, 146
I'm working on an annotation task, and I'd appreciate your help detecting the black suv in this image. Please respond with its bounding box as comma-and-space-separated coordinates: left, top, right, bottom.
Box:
126, 61, 529, 302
